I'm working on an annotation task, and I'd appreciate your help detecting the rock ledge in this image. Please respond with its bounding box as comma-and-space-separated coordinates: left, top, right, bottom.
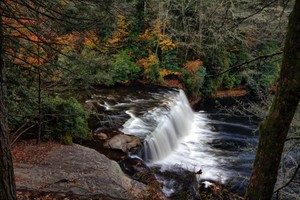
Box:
14, 143, 159, 199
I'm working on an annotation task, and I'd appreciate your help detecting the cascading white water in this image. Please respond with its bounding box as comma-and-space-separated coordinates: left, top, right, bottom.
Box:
143, 90, 194, 161
88, 86, 257, 195
121, 90, 194, 162
121, 89, 228, 182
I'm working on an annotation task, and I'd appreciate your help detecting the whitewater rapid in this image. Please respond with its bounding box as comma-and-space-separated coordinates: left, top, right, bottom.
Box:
87, 86, 257, 194
121, 89, 238, 183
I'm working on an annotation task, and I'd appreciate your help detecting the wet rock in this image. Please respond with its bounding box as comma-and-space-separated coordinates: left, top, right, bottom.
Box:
95, 132, 108, 140
119, 157, 159, 186
197, 181, 244, 200
104, 134, 142, 152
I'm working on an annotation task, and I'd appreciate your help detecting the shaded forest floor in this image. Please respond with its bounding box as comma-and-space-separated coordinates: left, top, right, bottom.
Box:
12, 140, 69, 200
12, 140, 63, 165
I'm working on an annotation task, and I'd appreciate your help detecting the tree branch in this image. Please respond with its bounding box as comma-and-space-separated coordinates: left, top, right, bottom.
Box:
216, 51, 282, 76
274, 161, 300, 193
229, 0, 278, 30
285, 137, 300, 141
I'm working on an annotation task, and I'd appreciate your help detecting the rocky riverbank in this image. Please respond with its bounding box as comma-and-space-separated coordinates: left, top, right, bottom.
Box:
12, 140, 167, 200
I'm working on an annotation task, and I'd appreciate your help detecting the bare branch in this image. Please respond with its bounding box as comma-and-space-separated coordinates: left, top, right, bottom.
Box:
229, 0, 278, 30
274, 162, 300, 193
285, 137, 300, 141
10, 124, 35, 147
216, 51, 282, 76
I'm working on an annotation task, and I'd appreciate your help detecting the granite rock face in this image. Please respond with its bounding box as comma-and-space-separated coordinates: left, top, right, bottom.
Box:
14, 144, 145, 199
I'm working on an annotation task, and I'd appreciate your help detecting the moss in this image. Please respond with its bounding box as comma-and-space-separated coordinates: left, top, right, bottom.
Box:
61, 134, 73, 145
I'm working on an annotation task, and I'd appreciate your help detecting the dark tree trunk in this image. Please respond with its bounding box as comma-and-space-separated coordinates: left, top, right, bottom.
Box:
245, 0, 300, 199
0, 8, 17, 200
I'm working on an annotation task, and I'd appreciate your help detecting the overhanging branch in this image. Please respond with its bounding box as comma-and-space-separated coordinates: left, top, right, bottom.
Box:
216, 51, 282, 76
274, 161, 300, 193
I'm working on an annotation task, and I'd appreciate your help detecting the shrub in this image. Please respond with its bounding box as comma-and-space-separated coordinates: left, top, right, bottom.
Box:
61, 134, 73, 145
42, 96, 90, 144
181, 60, 206, 97
137, 53, 161, 82
57, 46, 115, 88
160, 50, 179, 71
111, 50, 141, 83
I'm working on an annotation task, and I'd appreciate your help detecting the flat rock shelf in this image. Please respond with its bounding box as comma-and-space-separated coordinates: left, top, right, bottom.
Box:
13, 141, 166, 199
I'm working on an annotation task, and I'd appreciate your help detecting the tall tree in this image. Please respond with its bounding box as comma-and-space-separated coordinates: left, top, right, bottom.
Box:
245, 0, 300, 199
0, 0, 116, 198
0, 6, 17, 199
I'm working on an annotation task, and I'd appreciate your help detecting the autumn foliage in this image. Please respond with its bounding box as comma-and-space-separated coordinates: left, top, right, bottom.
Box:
184, 59, 203, 74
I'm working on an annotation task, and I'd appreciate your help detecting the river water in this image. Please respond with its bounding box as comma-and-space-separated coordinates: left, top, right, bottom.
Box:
85, 84, 258, 195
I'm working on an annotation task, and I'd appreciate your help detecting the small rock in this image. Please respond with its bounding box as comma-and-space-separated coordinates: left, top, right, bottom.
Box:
104, 134, 142, 152
96, 132, 108, 140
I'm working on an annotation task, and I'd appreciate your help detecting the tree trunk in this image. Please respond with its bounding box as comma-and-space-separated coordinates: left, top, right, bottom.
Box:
0, 8, 17, 200
245, 0, 300, 199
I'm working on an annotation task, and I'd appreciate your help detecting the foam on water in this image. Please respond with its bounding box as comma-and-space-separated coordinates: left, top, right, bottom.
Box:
149, 113, 228, 183
89, 86, 257, 195
122, 89, 230, 183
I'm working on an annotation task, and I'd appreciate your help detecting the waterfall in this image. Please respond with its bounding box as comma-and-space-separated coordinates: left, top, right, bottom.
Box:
144, 90, 194, 161
122, 90, 194, 162
89, 85, 258, 194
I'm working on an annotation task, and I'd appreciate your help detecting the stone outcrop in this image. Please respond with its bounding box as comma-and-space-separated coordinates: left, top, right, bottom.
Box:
14, 144, 145, 199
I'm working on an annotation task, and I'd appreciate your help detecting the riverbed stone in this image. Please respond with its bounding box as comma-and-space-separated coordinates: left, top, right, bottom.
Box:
14, 144, 146, 199
104, 134, 142, 152
95, 132, 108, 140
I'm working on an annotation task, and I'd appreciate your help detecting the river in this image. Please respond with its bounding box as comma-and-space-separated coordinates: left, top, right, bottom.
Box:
85, 84, 258, 196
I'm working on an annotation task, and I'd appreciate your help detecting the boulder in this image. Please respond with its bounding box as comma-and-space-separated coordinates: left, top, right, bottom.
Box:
104, 134, 142, 152
14, 144, 145, 199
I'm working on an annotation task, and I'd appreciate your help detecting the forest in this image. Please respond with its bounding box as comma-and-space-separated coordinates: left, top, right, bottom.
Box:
0, 0, 299, 199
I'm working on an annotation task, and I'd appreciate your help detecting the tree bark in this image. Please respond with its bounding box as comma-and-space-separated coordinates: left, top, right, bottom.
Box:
245, 0, 300, 199
0, 6, 17, 200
